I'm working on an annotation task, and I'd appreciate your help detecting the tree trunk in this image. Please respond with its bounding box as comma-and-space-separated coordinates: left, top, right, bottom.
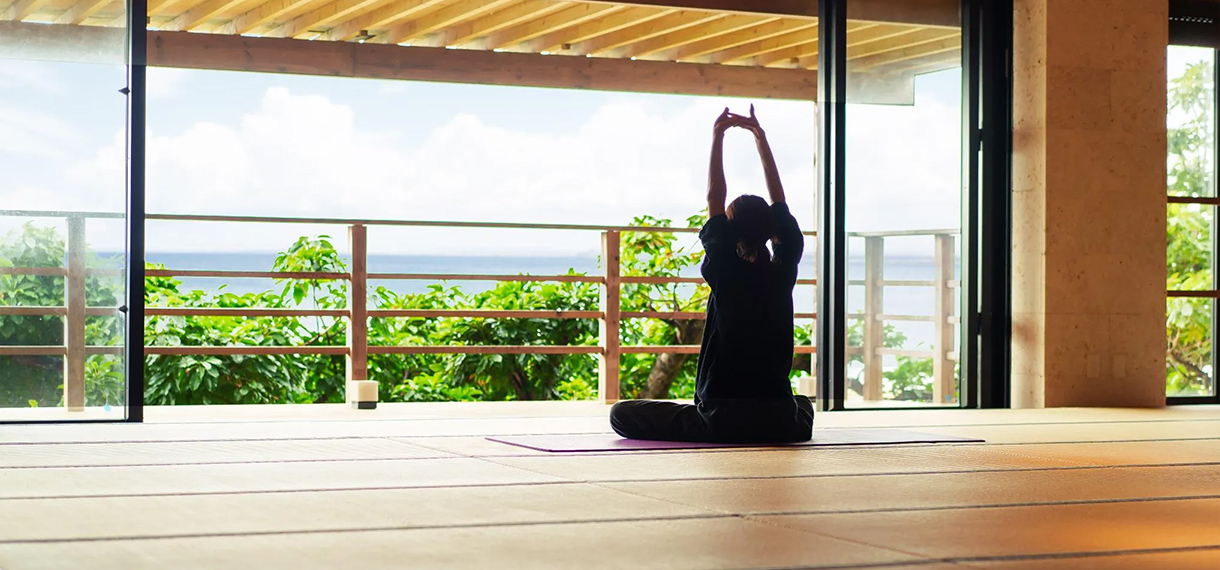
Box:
510, 368, 534, 400
792, 354, 812, 376
639, 319, 704, 399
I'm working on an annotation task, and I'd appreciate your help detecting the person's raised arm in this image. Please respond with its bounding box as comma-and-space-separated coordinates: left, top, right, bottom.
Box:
744, 105, 802, 274
744, 104, 786, 205
707, 108, 732, 217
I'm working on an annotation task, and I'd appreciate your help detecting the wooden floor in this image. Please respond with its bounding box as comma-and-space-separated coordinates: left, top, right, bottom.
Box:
1, 403, 1219, 569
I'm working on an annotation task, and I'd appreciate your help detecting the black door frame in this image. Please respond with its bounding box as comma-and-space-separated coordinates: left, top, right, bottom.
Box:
817, 0, 1013, 411
126, 0, 148, 422
1166, 0, 1220, 406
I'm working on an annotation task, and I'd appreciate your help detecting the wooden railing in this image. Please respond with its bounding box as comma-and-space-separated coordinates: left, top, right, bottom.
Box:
0, 211, 959, 408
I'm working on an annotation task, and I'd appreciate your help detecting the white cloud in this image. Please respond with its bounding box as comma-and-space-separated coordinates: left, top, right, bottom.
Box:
38, 82, 962, 257
0, 60, 66, 95
0, 106, 84, 159
844, 96, 964, 235
147, 67, 191, 99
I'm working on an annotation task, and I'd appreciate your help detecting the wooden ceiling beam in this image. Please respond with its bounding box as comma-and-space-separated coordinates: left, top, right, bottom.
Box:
615, 13, 772, 59
380, 0, 517, 45
567, 10, 722, 56
268, 0, 384, 38
163, 0, 249, 31
52, 0, 114, 25
526, 6, 673, 54
324, 0, 446, 42
3, 0, 52, 21
218, 0, 321, 35
479, 2, 621, 50
440, 0, 569, 47
146, 28, 819, 99
659, 17, 812, 61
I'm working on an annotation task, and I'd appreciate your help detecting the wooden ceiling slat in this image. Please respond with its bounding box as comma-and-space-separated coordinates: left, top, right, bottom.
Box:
267, 0, 384, 38
53, 0, 113, 24
527, 6, 673, 54
567, 9, 721, 56
764, 21, 912, 67
164, 0, 249, 31
708, 21, 820, 64
441, 0, 568, 47
659, 15, 810, 61
379, 0, 516, 45
148, 0, 187, 17
577, 0, 958, 27
480, 2, 620, 50
324, 0, 446, 41
617, 12, 770, 58
4, 0, 53, 20
850, 34, 960, 70
863, 48, 959, 76
218, 0, 320, 35
848, 26, 958, 60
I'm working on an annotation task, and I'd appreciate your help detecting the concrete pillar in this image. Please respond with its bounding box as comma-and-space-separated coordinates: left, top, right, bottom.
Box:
1011, 0, 1169, 407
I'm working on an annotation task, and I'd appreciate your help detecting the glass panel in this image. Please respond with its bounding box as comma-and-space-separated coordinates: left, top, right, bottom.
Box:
0, 6, 129, 420
1166, 45, 1218, 398
1167, 46, 1216, 198
844, 1, 963, 408
1167, 203, 1214, 291
1167, 297, 1215, 397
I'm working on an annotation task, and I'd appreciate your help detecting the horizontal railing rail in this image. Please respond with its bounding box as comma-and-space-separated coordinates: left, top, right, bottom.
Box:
1, 210, 959, 407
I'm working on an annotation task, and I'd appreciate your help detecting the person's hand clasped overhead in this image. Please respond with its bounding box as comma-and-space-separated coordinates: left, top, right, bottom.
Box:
712, 106, 757, 137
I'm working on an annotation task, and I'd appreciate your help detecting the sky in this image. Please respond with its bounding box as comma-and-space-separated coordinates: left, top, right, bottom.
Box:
1, 52, 966, 257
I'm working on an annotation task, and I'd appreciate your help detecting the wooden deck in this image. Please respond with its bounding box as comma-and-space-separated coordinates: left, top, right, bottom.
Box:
2, 403, 1219, 568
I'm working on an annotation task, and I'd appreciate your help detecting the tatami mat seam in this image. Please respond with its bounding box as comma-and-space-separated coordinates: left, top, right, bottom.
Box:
0, 514, 741, 546
6, 416, 1220, 447
750, 544, 1220, 569
7, 430, 1219, 455
5, 461, 1219, 501
741, 509, 937, 565
583, 462, 1220, 483
146, 414, 611, 425
577, 480, 944, 567
863, 544, 1220, 569
0, 455, 458, 469
138, 415, 1220, 427
756, 493, 1220, 517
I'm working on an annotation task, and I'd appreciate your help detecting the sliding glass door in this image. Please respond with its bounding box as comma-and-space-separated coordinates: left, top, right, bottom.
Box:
0, 1, 139, 421
818, 0, 1010, 410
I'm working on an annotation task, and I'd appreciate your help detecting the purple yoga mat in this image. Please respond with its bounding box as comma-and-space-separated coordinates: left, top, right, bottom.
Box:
486, 429, 983, 452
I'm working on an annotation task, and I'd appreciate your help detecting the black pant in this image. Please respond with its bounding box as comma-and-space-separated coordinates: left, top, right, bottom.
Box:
609, 396, 814, 444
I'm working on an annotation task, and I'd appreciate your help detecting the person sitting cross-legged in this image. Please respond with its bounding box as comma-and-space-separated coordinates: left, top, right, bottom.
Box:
609, 105, 814, 444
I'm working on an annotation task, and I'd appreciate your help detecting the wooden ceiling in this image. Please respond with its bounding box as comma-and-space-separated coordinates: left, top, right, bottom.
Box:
4, 0, 961, 74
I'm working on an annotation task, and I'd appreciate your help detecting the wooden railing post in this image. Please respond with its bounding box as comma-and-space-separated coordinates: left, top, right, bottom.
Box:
862, 236, 884, 402
64, 215, 86, 411
346, 224, 377, 409
599, 230, 621, 403
933, 233, 957, 404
